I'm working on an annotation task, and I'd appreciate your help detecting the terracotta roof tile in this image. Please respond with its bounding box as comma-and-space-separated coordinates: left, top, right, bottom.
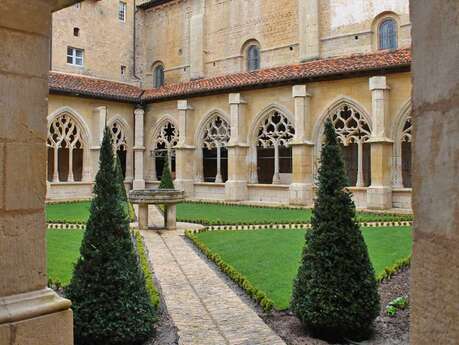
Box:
142, 48, 411, 102
49, 72, 143, 102
48, 49, 411, 104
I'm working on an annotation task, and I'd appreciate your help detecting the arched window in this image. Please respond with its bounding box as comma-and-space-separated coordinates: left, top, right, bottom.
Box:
153, 64, 165, 88
111, 121, 128, 178
153, 121, 179, 180
202, 116, 230, 183
379, 18, 397, 50
400, 116, 412, 188
328, 104, 372, 187
256, 111, 294, 184
247, 45, 260, 71
47, 113, 85, 182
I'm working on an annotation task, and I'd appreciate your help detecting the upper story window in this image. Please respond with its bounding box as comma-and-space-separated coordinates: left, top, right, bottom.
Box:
247, 45, 260, 71
119, 1, 127, 22
73, 27, 80, 37
379, 18, 398, 50
67, 47, 84, 66
154, 65, 165, 88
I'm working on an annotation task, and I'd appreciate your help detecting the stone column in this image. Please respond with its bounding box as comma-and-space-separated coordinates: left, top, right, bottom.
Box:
175, 100, 195, 196
225, 93, 249, 201
133, 107, 145, 190
0, 1, 75, 344
90, 105, 107, 181
189, 0, 205, 80
367, 76, 393, 210
289, 85, 314, 206
298, 0, 320, 61
410, 1, 459, 344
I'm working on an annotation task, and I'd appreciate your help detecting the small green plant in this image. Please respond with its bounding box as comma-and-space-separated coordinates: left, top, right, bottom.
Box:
386, 296, 409, 317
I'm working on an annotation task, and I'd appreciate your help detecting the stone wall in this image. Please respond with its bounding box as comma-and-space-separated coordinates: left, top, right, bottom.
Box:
52, 0, 136, 83
137, 0, 411, 84
410, 1, 459, 343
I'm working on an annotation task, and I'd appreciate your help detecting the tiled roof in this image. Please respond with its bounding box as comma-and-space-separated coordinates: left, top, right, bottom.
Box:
142, 48, 411, 102
48, 49, 411, 104
137, 0, 174, 9
48, 72, 143, 102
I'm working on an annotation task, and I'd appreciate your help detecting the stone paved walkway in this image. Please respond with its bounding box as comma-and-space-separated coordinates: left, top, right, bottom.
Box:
141, 229, 286, 345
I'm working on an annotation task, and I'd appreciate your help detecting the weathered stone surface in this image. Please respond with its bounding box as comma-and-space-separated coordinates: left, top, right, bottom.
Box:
410, 0, 459, 343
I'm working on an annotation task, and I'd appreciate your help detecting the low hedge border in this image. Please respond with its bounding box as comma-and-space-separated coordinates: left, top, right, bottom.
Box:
185, 229, 274, 312
134, 230, 161, 310
376, 255, 411, 283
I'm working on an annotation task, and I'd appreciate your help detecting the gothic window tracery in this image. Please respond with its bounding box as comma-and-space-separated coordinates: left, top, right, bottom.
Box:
47, 113, 85, 182
400, 116, 412, 187
328, 104, 372, 187
256, 111, 294, 184
153, 121, 179, 179
202, 116, 230, 183
111, 121, 128, 178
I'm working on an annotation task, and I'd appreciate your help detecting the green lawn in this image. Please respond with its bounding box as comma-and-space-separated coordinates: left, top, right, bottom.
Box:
46, 201, 91, 223
195, 226, 413, 310
47, 229, 84, 284
46, 200, 412, 224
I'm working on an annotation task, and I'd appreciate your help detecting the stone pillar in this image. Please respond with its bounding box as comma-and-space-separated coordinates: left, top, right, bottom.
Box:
410, 1, 459, 344
0, 1, 75, 344
289, 85, 314, 206
298, 0, 320, 61
225, 93, 249, 201
166, 205, 177, 230
367, 76, 393, 209
175, 100, 195, 196
89, 105, 107, 180
190, 0, 205, 80
133, 107, 145, 190
138, 204, 149, 230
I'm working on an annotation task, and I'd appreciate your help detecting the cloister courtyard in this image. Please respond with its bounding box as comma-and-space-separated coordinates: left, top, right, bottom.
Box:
45, 200, 413, 344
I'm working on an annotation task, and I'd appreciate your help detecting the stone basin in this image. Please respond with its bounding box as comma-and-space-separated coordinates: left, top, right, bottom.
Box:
128, 189, 184, 230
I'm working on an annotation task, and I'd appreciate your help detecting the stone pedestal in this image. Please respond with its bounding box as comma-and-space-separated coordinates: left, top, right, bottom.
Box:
166, 205, 177, 230
138, 204, 149, 230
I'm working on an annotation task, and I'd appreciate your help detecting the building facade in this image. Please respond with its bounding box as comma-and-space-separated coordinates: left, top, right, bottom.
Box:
47, 0, 413, 210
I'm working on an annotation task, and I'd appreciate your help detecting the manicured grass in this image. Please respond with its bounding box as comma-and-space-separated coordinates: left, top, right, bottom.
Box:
46, 200, 412, 225
195, 226, 413, 310
46, 229, 84, 284
176, 202, 410, 224
46, 201, 91, 223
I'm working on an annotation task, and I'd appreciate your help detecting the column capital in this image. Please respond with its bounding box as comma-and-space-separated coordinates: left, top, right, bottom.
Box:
177, 99, 193, 110
369, 76, 390, 91
134, 107, 145, 117
292, 84, 311, 98
229, 93, 247, 105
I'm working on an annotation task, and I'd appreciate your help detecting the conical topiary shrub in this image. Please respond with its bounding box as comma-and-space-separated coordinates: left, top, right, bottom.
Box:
159, 159, 174, 189
66, 127, 155, 345
291, 119, 380, 341
115, 155, 135, 222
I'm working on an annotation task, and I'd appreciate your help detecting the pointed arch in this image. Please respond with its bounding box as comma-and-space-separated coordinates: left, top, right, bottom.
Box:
150, 114, 180, 181
249, 103, 295, 184
107, 116, 130, 179
47, 106, 91, 183
313, 97, 373, 187
392, 99, 413, 188
195, 109, 231, 183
